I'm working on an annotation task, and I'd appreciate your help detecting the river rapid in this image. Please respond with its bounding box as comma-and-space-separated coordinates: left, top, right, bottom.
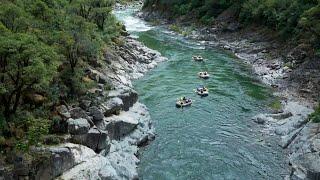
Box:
115, 7, 289, 180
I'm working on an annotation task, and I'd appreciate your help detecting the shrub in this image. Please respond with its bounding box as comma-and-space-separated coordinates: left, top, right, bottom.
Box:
310, 103, 320, 123
169, 24, 182, 33
269, 98, 282, 111
26, 117, 50, 146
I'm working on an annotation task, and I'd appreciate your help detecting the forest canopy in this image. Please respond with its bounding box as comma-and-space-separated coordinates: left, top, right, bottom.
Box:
0, 0, 121, 150
143, 0, 320, 47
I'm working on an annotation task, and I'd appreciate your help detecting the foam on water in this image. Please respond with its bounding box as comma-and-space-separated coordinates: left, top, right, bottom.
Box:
113, 9, 152, 34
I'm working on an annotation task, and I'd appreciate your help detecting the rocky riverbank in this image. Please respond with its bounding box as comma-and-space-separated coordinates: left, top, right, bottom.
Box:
141, 9, 320, 180
56, 37, 166, 179
0, 36, 166, 179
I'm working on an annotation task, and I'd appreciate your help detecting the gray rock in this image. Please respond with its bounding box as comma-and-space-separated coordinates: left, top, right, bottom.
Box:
89, 106, 104, 122
70, 107, 90, 120
57, 144, 118, 180
79, 100, 92, 110
39, 147, 75, 178
13, 155, 31, 177
88, 69, 109, 84
291, 152, 320, 180
108, 88, 138, 111
253, 115, 267, 124
252, 114, 272, 124
118, 90, 138, 111
56, 105, 70, 119
106, 116, 138, 140
71, 127, 109, 153
21, 146, 76, 179
269, 111, 293, 120
279, 127, 303, 148
275, 116, 309, 136
67, 118, 90, 135
103, 97, 124, 117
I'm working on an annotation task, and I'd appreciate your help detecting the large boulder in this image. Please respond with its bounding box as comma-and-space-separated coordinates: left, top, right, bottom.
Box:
71, 127, 110, 153
79, 99, 92, 111
67, 118, 90, 135
69, 107, 90, 120
87, 69, 109, 84
120, 90, 138, 111
108, 89, 138, 111
291, 152, 320, 180
34, 146, 75, 179
6, 145, 76, 179
269, 111, 293, 120
57, 144, 118, 180
252, 114, 272, 124
101, 97, 124, 117
88, 106, 105, 122
105, 114, 139, 140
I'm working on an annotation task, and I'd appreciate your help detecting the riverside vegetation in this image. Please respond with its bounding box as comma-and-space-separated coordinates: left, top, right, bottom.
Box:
0, 0, 120, 147
0, 0, 122, 170
0, 0, 168, 178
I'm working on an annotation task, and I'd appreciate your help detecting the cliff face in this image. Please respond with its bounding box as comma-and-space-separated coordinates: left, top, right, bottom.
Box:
0, 37, 167, 180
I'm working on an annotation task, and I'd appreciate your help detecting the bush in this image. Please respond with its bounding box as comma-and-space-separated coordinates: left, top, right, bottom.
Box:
26, 117, 50, 146
310, 103, 320, 123
169, 24, 182, 33
269, 98, 282, 111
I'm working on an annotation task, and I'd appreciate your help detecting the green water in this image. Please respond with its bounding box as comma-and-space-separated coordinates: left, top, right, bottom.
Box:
115, 8, 288, 180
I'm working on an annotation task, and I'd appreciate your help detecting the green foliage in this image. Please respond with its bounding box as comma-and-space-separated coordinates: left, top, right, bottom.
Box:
144, 0, 320, 42
200, 15, 214, 25
169, 24, 183, 33
0, 0, 120, 120
269, 98, 282, 111
309, 103, 320, 123
26, 117, 50, 146
0, 0, 121, 152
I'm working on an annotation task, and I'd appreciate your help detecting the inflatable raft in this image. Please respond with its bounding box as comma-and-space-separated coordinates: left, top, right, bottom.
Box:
198, 72, 210, 79
192, 56, 204, 61
176, 98, 192, 107
196, 86, 209, 96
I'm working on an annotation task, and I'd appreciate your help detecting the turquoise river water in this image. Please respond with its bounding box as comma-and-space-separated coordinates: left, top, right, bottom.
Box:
115, 8, 289, 180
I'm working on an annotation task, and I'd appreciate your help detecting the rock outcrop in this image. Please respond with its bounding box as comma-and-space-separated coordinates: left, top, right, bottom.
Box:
54, 36, 165, 179
0, 32, 166, 180
252, 102, 320, 179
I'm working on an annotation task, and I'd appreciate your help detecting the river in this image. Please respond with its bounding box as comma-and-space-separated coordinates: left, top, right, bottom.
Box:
115, 7, 289, 180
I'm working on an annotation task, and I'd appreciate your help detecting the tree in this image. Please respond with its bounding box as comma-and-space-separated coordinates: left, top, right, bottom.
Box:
68, 0, 114, 31
0, 33, 58, 119
0, 2, 30, 33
